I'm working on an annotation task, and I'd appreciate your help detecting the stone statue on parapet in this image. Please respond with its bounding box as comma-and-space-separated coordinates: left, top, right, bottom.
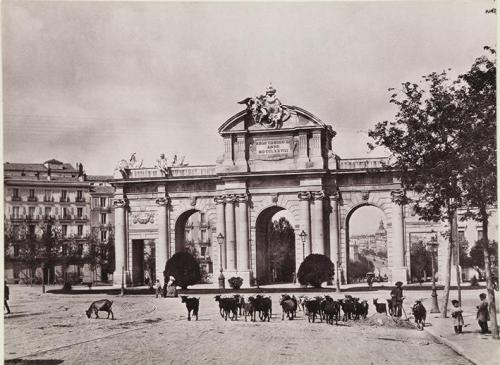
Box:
171, 154, 189, 167
114, 153, 143, 179
155, 153, 169, 175
238, 83, 291, 129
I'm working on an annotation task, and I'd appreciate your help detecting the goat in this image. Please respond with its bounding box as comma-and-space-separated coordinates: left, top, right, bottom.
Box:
215, 295, 238, 321
85, 299, 114, 319
298, 295, 309, 313
248, 295, 271, 322
322, 296, 341, 325
280, 294, 297, 320
234, 295, 245, 316
412, 300, 427, 330
181, 296, 200, 321
304, 298, 321, 323
373, 298, 387, 315
339, 297, 355, 321
243, 300, 255, 322
355, 300, 369, 319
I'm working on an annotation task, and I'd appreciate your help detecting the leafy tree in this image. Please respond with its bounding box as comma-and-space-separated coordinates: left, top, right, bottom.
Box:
297, 254, 334, 288
469, 240, 498, 279
456, 47, 498, 338
369, 70, 465, 318
164, 252, 201, 290
268, 217, 295, 282
410, 241, 432, 283
348, 257, 375, 283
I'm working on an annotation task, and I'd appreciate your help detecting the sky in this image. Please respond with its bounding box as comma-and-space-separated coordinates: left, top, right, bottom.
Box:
3, 0, 496, 176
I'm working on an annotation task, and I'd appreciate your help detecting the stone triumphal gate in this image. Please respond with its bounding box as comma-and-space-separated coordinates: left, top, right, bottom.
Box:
112, 87, 409, 287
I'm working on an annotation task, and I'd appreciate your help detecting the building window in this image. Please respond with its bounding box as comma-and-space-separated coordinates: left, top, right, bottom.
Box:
13, 206, 20, 219
101, 230, 108, 242
77, 244, 83, 256
201, 229, 207, 243
201, 246, 207, 258
12, 188, 20, 200
29, 225, 35, 237
100, 213, 107, 224
62, 225, 68, 237
29, 189, 35, 198
200, 212, 206, 223
45, 207, 51, 218
77, 225, 83, 237
77, 208, 83, 218
100, 197, 107, 207
458, 230, 466, 243
477, 230, 484, 241
77, 190, 83, 200
29, 207, 35, 219
63, 207, 69, 219
61, 190, 67, 200
44, 190, 51, 202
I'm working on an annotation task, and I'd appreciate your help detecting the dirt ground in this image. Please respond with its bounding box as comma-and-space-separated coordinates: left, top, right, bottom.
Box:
4, 286, 474, 365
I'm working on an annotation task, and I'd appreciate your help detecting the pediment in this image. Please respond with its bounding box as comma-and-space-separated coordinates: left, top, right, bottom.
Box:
218, 105, 329, 135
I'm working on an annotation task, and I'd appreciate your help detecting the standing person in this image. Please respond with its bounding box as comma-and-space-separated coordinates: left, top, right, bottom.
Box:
477, 293, 490, 334
451, 299, 464, 334
155, 279, 162, 299
390, 281, 404, 317
4, 282, 11, 315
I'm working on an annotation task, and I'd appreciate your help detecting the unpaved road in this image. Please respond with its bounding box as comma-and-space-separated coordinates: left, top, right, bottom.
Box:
4, 286, 472, 365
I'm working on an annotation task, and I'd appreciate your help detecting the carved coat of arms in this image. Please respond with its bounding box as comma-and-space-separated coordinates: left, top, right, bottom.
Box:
238, 84, 291, 129
132, 212, 155, 224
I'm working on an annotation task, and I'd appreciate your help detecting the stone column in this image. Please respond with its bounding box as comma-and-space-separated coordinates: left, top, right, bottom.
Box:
391, 190, 407, 284
236, 194, 249, 271
329, 192, 341, 290
155, 196, 169, 283
311, 191, 326, 254
298, 192, 312, 258
225, 195, 237, 271
214, 196, 226, 269
113, 198, 127, 286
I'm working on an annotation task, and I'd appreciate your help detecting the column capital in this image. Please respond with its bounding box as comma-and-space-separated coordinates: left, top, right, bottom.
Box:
391, 190, 405, 203
236, 193, 249, 203
329, 191, 340, 201
155, 196, 170, 207
225, 194, 237, 204
298, 191, 312, 201
214, 195, 226, 205
113, 198, 127, 208
311, 191, 325, 200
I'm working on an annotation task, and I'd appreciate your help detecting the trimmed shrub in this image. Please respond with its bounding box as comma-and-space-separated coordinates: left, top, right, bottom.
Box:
297, 254, 335, 288
164, 252, 201, 290
228, 276, 243, 289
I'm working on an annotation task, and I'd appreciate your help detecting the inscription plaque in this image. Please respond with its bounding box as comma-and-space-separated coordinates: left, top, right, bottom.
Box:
251, 137, 294, 161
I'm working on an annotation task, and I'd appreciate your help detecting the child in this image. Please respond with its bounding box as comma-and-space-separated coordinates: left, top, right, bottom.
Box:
450, 299, 464, 334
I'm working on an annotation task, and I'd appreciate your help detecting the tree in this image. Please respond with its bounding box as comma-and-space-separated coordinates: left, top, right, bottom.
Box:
164, 252, 201, 290
410, 241, 432, 283
369, 70, 465, 318
82, 232, 100, 284
268, 217, 295, 282
456, 47, 498, 339
297, 254, 334, 288
348, 257, 375, 283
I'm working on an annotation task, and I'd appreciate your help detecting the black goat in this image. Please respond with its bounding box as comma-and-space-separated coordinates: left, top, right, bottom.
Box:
214, 295, 238, 321
304, 298, 321, 323
322, 297, 341, 325
85, 299, 114, 319
412, 300, 427, 330
373, 298, 387, 315
181, 296, 200, 321
280, 294, 297, 320
248, 295, 271, 322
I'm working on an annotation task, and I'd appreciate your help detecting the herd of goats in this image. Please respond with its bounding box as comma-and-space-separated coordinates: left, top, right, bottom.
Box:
179, 294, 427, 329
84, 294, 427, 330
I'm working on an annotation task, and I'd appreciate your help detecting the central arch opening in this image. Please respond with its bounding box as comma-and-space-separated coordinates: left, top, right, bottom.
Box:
346, 204, 388, 284
255, 207, 296, 285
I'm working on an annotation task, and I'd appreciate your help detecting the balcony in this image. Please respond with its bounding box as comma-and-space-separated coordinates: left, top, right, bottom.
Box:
27, 196, 38, 202
75, 197, 86, 203
59, 197, 70, 203
9, 215, 24, 221
43, 196, 54, 202
11, 196, 21, 201
75, 215, 88, 221
60, 215, 73, 221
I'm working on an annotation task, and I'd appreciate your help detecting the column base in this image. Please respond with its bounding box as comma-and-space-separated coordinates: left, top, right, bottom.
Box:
390, 267, 408, 285
113, 270, 132, 287
222, 270, 252, 288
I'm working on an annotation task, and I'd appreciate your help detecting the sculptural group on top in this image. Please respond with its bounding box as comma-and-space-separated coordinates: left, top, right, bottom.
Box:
238, 84, 291, 129
114, 153, 188, 179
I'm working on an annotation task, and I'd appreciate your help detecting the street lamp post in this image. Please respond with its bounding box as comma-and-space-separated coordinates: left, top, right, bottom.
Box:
427, 237, 440, 313
299, 230, 307, 260
42, 262, 46, 294
121, 266, 125, 296
217, 233, 225, 289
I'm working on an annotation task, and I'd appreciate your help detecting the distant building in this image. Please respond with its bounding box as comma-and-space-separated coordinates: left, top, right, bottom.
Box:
185, 212, 213, 279
3, 159, 113, 284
